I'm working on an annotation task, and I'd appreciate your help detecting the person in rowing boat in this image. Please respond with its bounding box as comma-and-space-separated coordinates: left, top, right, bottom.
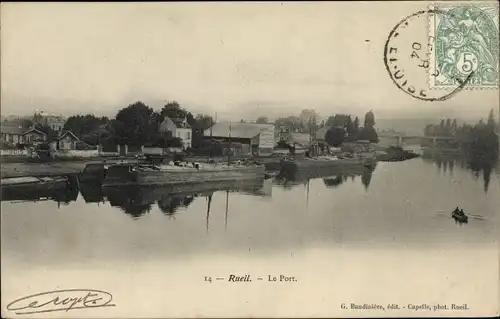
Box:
452, 207, 465, 217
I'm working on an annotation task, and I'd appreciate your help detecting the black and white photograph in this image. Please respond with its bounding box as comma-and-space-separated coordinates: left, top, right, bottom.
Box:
1, 1, 499, 318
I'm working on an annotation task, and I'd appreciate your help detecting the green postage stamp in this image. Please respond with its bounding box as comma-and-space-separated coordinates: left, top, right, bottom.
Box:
429, 2, 499, 88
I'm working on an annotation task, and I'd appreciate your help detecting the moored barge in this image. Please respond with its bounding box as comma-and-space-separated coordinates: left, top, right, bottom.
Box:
101, 162, 266, 187
0, 176, 71, 201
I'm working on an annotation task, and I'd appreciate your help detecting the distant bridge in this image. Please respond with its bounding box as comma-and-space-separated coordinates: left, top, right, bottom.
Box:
378, 133, 465, 147
379, 133, 500, 158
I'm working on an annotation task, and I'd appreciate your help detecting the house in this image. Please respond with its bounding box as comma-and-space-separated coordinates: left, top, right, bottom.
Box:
275, 126, 293, 144
23, 127, 48, 144
158, 116, 192, 149
1, 126, 26, 145
33, 111, 66, 132
1, 125, 47, 145
204, 122, 275, 156
54, 130, 80, 150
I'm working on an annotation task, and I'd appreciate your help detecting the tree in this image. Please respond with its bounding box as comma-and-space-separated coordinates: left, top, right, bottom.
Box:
160, 101, 184, 119
487, 108, 495, 130
354, 117, 360, 134
256, 116, 269, 124
325, 127, 345, 147
19, 119, 34, 129
364, 110, 375, 129
424, 124, 434, 137
346, 116, 355, 137
113, 101, 158, 146
358, 127, 379, 143
160, 101, 195, 126
194, 114, 214, 131
300, 109, 318, 131
451, 119, 458, 134
274, 116, 302, 132
63, 114, 109, 141
35, 124, 59, 142
191, 114, 214, 148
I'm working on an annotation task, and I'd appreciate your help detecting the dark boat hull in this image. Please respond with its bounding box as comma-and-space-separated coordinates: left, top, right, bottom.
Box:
102, 164, 266, 187
1, 177, 70, 201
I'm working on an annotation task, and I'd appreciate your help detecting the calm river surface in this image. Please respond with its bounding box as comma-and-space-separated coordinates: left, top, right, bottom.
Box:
2, 156, 499, 317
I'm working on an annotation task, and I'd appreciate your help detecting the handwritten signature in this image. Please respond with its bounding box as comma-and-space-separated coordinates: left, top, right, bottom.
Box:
6, 289, 116, 315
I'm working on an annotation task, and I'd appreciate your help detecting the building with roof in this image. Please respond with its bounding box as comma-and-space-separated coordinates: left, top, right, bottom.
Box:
159, 116, 192, 149
204, 122, 275, 156
33, 111, 66, 132
1, 125, 47, 146
56, 130, 81, 150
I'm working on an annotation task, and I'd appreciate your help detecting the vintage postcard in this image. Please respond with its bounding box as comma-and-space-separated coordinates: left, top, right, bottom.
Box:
1, 1, 499, 318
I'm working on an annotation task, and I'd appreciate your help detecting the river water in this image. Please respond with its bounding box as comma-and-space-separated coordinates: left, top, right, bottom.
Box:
1, 156, 499, 318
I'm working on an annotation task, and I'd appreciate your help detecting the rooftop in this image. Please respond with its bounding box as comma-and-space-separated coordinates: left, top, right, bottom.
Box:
204, 122, 274, 139
1, 126, 26, 135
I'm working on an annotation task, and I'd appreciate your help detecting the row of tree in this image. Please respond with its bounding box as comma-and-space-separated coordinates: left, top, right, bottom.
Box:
424, 109, 497, 138
423, 108, 499, 164
272, 109, 321, 133
60, 101, 215, 150
262, 109, 379, 148
324, 111, 378, 147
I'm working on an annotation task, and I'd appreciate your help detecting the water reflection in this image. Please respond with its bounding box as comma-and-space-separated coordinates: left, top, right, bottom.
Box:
1, 156, 499, 265
158, 195, 195, 217
422, 149, 499, 193
100, 180, 266, 220
277, 163, 377, 191
0, 175, 80, 205
79, 182, 105, 203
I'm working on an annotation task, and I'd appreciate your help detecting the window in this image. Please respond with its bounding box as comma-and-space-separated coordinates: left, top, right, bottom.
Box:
187, 131, 191, 139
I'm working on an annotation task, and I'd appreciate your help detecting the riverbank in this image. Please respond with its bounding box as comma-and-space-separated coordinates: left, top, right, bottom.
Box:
0, 155, 285, 178
0, 147, 416, 179
375, 146, 420, 162
1, 162, 87, 178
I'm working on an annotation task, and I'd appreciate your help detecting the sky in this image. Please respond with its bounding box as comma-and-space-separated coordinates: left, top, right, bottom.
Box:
1, 2, 498, 121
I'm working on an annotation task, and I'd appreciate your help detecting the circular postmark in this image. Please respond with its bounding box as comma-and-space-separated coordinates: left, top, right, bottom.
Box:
384, 9, 474, 101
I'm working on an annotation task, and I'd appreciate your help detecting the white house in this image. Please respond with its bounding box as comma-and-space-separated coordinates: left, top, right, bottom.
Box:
158, 116, 192, 149
33, 111, 66, 132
